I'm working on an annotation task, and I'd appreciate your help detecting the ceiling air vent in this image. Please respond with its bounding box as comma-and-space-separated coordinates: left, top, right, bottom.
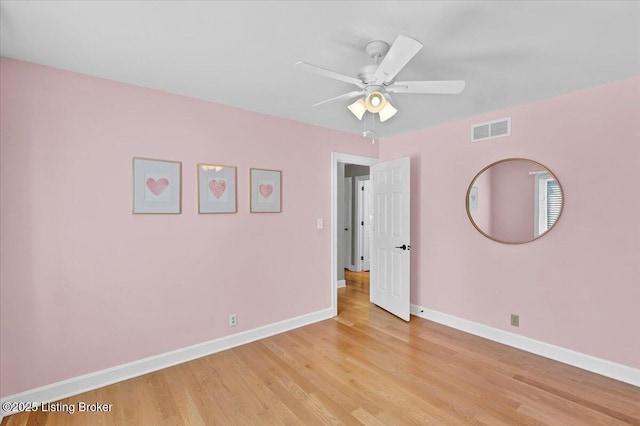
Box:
471, 117, 511, 142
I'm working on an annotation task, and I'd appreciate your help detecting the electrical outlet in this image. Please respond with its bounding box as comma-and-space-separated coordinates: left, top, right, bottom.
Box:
510, 314, 520, 327
229, 314, 237, 327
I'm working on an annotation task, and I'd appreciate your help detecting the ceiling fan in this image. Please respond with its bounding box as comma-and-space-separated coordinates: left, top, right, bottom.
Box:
296, 35, 465, 122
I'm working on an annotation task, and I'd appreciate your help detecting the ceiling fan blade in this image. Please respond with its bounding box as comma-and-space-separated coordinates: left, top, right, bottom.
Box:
296, 62, 364, 88
374, 35, 423, 84
313, 90, 365, 107
387, 80, 466, 94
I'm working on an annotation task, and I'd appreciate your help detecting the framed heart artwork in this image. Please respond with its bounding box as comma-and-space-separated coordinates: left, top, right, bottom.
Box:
133, 157, 182, 214
197, 164, 237, 213
250, 168, 282, 213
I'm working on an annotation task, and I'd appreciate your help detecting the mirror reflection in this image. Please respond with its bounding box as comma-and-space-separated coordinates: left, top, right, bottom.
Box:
466, 159, 563, 244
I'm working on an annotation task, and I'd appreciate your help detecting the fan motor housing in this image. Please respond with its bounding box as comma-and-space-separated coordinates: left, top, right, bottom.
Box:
360, 40, 390, 84
363, 85, 384, 95
358, 65, 379, 85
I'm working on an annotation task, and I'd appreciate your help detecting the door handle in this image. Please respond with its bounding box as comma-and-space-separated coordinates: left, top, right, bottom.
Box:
395, 244, 410, 251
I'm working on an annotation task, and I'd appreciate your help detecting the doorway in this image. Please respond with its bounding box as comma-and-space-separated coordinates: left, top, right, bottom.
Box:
332, 153, 412, 322
331, 153, 378, 317
345, 170, 372, 272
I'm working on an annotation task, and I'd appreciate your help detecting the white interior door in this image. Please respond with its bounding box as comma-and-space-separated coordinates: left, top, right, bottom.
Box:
370, 156, 411, 321
361, 180, 372, 271
344, 177, 353, 270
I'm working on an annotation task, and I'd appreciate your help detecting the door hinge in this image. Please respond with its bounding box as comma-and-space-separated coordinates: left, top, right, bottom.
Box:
361, 256, 364, 261
361, 221, 364, 226
361, 186, 364, 191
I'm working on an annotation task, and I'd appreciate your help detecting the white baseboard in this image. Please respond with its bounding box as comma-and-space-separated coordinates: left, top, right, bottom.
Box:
1, 307, 334, 417
337, 279, 346, 288
410, 304, 640, 387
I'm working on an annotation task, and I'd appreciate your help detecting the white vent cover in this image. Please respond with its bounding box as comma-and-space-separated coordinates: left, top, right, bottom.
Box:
471, 117, 511, 142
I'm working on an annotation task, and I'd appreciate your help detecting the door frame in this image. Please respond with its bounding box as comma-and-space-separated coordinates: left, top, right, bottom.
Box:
331, 152, 378, 317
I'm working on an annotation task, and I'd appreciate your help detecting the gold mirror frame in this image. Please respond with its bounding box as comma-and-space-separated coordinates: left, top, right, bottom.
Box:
466, 158, 565, 244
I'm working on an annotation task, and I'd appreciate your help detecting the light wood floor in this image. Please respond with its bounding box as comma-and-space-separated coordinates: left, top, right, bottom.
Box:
3, 270, 639, 425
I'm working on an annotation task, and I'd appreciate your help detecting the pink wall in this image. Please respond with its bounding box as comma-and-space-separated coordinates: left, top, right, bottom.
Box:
380, 76, 640, 369
0, 58, 377, 396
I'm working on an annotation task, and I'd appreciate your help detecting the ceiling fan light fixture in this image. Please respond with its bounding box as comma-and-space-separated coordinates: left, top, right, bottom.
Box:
298, 35, 466, 127
379, 101, 398, 122
365, 91, 386, 113
347, 98, 366, 120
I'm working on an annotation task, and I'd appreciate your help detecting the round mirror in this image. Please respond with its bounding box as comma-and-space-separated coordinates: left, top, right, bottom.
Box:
466, 158, 564, 244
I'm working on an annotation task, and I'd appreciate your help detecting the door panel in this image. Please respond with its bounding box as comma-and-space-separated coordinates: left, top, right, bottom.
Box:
344, 177, 354, 270
371, 156, 411, 321
361, 180, 371, 271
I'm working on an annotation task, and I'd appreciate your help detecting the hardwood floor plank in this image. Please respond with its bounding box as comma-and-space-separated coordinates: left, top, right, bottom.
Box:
350, 407, 387, 426
226, 347, 300, 424
3, 270, 638, 425
513, 375, 640, 425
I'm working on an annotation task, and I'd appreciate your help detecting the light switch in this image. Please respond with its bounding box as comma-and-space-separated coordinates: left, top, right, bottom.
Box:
316, 218, 324, 229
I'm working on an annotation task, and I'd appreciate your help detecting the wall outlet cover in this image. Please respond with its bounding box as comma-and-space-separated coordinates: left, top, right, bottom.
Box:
510, 314, 520, 327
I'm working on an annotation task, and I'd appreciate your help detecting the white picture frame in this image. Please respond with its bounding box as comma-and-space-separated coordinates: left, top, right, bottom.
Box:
250, 168, 282, 213
197, 164, 237, 214
133, 157, 182, 214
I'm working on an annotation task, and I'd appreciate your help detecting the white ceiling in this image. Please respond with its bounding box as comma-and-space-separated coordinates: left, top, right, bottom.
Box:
1, 1, 639, 138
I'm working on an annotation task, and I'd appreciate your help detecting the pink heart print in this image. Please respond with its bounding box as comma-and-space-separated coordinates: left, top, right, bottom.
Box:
209, 179, 227, 199
146, 178, 169, 196
259, 184, 273, 199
